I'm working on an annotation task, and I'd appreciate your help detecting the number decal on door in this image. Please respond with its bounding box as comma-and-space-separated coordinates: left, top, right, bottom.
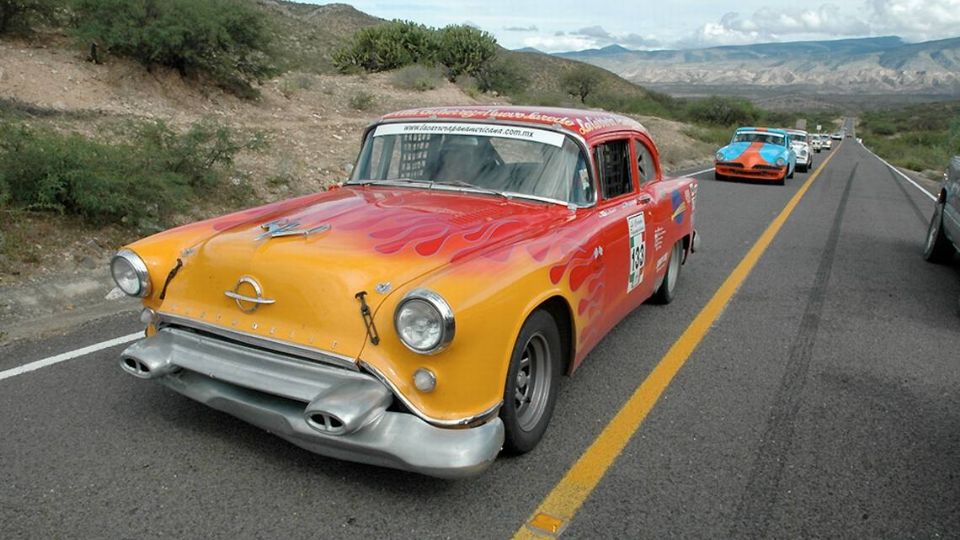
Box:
627, 212, 646, 292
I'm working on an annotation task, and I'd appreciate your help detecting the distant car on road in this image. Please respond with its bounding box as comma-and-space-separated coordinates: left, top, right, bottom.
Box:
715, 127, 796, 185
811, 136, 822, 153
831, 132, 843, 140
786, 129, 814, 172
924, 155, 960, 263
822, 135, 833, 150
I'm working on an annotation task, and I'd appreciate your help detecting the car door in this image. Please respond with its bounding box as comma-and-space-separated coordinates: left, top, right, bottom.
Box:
591, 135, 654, 322
633, 136, 675, 306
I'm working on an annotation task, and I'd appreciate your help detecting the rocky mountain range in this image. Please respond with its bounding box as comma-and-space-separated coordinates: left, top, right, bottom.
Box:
554, 36, 960, 98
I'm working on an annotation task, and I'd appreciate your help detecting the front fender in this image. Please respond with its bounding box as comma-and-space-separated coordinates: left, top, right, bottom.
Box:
360, 233, 587, 425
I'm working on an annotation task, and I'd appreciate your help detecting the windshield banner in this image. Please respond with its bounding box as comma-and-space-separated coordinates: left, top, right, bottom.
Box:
374, 122, 566, 148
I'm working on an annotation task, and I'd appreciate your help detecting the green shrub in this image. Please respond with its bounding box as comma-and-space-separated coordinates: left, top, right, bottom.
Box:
392, 64, 443, 92
561, 66, 600, 104
474, 55, 528, 95
685, 96, 759, 127
0, 0, 58, 34
682, 125, 733, 147
348, 91, 375, 111
436, 25, 497, 80
70, 0, 276, 98
279, 73, 314, 98
333, 20, 437, 73
334, 21, 503, 90
0, 120, 264, 227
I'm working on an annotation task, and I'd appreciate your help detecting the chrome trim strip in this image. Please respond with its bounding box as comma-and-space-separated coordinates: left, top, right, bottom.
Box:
394, 288, 455, 355
157, 314, 359, 371
359, 360, 502, 428
223, 291, 276, 305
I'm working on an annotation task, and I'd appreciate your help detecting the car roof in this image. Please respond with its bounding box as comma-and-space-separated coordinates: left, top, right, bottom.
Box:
735, 127, 788, 136
378, 106, 651, 143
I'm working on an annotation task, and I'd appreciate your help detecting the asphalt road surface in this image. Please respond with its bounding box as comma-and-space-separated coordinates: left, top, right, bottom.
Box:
2, 128, 958, 539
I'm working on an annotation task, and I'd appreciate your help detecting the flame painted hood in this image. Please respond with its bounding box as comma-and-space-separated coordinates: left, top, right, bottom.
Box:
144, 186, 568, 361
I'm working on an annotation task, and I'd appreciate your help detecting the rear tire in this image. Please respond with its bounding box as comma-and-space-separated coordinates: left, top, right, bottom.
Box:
651, 241, 683, 305
500, 310, 562, 454
923, 198, 956, 263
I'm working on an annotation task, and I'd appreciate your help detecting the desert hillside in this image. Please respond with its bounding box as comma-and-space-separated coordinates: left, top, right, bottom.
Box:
558, 36, 960, 104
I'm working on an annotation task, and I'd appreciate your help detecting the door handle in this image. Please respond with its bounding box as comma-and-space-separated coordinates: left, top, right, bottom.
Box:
638, 194, 653, 204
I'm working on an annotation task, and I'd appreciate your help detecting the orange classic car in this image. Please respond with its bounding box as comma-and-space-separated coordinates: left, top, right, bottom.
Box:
112, 106, 699, 478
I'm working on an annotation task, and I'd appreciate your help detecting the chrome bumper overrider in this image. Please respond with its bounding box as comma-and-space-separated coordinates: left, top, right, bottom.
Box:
119, 327, 504, 479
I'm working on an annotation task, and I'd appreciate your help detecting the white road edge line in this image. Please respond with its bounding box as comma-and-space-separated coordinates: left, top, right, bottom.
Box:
862, 143, 937, 202
689, 167, 715, 177
0, 332, 142, 382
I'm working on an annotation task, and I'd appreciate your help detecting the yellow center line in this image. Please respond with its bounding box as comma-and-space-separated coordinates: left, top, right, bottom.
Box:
514, 144, 845, 539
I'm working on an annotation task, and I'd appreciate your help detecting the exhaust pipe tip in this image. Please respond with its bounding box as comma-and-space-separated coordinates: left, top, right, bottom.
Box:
305, 412, 346, 435
120, 356, 176, 379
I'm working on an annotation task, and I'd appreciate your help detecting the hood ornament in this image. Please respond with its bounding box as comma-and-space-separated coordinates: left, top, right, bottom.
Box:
224, 276, 275, 313
257, 219, 331, 240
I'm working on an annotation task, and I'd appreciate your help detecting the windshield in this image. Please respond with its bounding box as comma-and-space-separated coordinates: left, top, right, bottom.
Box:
733, 131, 786, 146
350, 122, 593, 205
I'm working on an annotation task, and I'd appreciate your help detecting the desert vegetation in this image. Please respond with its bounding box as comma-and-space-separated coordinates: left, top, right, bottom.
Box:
859, 101, 960, 174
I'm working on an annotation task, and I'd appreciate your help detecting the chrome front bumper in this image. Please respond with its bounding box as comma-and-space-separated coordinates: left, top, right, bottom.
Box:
119, 327, 504, 479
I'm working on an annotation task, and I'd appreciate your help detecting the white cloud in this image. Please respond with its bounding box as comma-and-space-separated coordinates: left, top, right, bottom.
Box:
504, 25, 538, 32
867, 0, 960, 40
576, 25, 614, 40
682, 0, 960, 48
522, 34, 598, 52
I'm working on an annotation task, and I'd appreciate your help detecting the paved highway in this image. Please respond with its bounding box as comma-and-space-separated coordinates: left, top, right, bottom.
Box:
2, 129, 958, 538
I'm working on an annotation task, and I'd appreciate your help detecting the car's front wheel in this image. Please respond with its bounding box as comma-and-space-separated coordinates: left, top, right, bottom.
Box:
500, 310, 562, 454
923, 197, 956, 263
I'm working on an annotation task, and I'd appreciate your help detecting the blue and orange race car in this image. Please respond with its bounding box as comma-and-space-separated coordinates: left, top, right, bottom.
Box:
714, 127, 796, 185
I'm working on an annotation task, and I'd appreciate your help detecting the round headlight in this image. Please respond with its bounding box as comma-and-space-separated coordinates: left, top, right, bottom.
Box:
394, 289, 455, 354
776, 157, 786, 167
110, 249, 151, 298
715, 151, 725, 161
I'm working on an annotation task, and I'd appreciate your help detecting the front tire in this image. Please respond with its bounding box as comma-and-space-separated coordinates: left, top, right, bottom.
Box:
924, 198, 956, 263
714, 170, 725, 181
651, 241, 683, 304
500, 310, 562, 454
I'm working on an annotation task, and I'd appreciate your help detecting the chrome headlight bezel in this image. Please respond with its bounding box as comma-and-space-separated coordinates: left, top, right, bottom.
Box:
715, 151, 725, 161
775, 157, 786, 167
110, 249, 151, 298
394, 288, 455, 355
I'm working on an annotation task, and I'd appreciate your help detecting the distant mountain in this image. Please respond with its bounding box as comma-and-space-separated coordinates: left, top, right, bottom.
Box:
555, 36, 960, 96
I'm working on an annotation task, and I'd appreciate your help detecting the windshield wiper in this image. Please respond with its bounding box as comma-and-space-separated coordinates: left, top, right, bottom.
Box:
348, 177, 427, 187
431, 180, 509, 200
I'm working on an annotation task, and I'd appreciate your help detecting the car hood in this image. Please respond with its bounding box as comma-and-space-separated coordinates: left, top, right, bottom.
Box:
153, 185, 567, 361
718, 141, 788, 167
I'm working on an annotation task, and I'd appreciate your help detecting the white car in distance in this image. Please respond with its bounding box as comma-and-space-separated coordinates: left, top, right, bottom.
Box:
787, 129, 814, 172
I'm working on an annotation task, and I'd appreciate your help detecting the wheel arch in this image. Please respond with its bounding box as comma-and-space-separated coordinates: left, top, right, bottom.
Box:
530, 295, 576, 376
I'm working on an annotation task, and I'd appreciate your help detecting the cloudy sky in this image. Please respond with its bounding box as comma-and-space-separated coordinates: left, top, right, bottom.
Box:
311, 0, 960, 51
